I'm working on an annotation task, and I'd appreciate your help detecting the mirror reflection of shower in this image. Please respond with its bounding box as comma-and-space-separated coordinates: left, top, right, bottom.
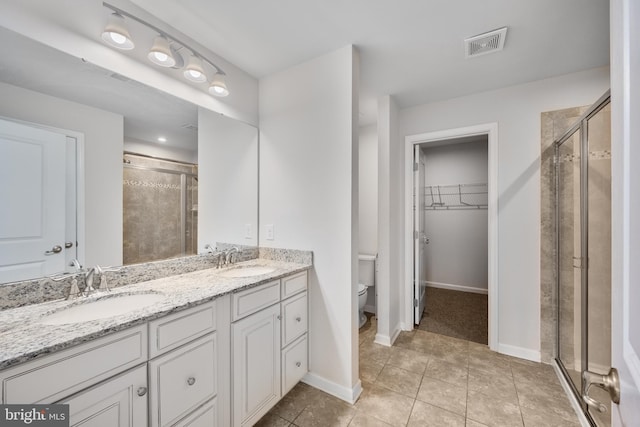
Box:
123, 153, 198, 265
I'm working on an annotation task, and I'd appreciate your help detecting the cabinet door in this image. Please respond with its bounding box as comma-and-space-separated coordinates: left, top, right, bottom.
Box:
232, 304, 281, 427
61, 365, 147, 427
149, 333, 217, 427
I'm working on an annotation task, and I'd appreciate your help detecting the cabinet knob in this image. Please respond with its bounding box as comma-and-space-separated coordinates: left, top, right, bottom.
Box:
187, 377, 196, 386
296, 362, 301, 368
137, 387, 148, 397
295, 316, 301, 322
277, 315, 282, 320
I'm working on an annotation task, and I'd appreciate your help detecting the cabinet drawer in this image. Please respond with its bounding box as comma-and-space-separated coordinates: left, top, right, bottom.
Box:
281, 271, 307, 299
1, 325, 147, 404
281, 292, 307, 347
282, 334, 308, 395
149, 301, 216, 358
174, 397, 217, 427
149, 333, 217, 427
231, 280, 280, 321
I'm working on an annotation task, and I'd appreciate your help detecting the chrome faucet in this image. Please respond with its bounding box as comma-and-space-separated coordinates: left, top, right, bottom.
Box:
83, 265, 103, 297
204, 244, 230, 268
224, 247, 241, 265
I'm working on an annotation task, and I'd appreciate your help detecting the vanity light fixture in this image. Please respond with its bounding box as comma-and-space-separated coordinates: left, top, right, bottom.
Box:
209, 74, 229, 97
102, 2, 230, 97
183, 55, 207, 83
101, 12, 134, 50
148, 36, 176, 67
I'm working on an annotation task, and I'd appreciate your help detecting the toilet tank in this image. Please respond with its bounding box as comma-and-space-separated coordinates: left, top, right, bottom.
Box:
358, 254, 376, 314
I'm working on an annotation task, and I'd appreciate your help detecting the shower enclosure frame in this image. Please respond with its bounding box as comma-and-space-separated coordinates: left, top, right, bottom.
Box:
553, 90, 610, 426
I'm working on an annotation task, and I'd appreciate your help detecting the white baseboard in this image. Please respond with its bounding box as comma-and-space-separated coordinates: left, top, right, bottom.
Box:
302, 373, 362, 404
425, 281, 488, 295
374, 333, 391, 346
374, 323, 402, 347
497, 343, 541, 362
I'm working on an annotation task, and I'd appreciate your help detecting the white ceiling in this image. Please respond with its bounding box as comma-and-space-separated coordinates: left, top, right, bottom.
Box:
130, 0, 610, 125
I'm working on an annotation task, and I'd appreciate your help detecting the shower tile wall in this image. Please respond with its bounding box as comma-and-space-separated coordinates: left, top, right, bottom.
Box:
123, 155, 198, 265
540, 106, 586, 364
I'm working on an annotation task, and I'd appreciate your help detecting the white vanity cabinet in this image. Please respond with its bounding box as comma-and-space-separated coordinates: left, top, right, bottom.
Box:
231, 271, 308, 427
0, 300, 220, 427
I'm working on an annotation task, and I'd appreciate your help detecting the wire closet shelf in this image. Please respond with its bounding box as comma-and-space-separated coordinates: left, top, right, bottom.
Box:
424, 183, 488, 210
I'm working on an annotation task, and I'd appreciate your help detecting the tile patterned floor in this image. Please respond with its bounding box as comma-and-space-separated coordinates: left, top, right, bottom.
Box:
256, 316, 581, 427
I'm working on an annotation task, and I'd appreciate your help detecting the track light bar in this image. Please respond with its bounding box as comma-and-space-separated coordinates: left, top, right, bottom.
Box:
102, 2, 229, 96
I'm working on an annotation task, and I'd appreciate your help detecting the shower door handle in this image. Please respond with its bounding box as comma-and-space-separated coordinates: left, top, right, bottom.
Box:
582, 368, 620, 413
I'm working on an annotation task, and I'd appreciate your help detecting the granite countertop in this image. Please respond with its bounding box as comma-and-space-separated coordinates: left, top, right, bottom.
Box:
0, 258, 311, 370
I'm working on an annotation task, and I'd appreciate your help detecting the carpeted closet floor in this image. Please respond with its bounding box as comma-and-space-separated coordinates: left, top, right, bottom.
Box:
418, 287, 488, 344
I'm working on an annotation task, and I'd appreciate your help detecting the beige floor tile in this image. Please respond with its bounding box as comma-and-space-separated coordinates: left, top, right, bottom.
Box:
466, 390, 523, 427
360, 357, 386, 383
468, 353, 512, 378
428, 345, 470, 366
416, 376, 467, 416
254, 412, 292, 427
355, 383, 415, 427
468, 367, 518, 404
516, 388, 578, 422
407, 400, 465, 427
292, 394, 356, 427
267, 383, 322, 422
387, 347, 430, 374
394, 330, 416, 350
348, 413, 393, 427
360, 341, 392, 364
465, 419, 489, 427
424, 358, 468, 387
520, 404, 580, 427
376, 364, 423, 398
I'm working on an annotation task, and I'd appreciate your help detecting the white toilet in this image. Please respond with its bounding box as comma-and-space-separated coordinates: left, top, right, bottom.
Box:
358, 253, 377, 328
358, 283, 368, 327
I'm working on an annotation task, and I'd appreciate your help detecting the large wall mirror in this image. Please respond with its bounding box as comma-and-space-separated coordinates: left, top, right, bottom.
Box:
0, 26, 258, 284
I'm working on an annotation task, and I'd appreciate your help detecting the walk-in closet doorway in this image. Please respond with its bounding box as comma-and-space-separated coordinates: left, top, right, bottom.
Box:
404, 123, 499, 350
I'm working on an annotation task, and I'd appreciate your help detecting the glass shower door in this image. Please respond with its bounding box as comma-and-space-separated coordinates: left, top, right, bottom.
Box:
555, 93, 612, 427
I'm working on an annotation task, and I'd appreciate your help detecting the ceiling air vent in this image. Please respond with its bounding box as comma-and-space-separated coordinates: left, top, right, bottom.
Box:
181, 123, 198, 131
465, 27, 508, 58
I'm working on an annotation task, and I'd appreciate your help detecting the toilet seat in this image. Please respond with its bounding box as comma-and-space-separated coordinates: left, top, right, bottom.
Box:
358, 283, 367, 296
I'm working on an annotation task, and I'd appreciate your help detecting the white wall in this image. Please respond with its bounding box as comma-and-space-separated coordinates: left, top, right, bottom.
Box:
124, 138, 197, 164
423, 141, 488, 292
399, 66, 610, 359
198, 108, 258, 248
359, 124, 378, 256
0, 0, 258, 126
0, 82, 123, 268
259, 46, 359, 401
377, 96, 404, 344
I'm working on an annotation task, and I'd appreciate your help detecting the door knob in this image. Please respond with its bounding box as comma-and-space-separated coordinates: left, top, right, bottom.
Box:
44, 245, 63, 255
582, 368, 620, 413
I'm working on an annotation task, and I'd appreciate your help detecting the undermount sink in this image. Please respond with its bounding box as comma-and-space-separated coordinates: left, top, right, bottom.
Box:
40, 293, 166, 325
216, 265, 276, 278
